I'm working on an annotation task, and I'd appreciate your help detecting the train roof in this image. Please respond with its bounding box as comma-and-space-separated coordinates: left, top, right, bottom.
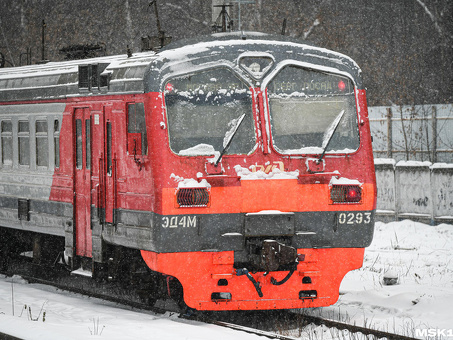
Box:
0, 51, 157, 102
0, 32, 363, 102
146, 31, 363, 92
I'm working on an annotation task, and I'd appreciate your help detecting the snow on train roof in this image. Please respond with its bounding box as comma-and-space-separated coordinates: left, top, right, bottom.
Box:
145, 32, 363, 92
0, 51, 157, 102
0, 51, 156, 80
0, 32, 364, 102
160, 32, 359, 70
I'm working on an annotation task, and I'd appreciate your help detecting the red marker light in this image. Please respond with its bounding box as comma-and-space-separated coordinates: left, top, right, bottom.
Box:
165, 83, 174, 92
346, 186, 362, 202
338, 80, 346, 91
330, 185, 362, 203
347, 188, 358, 199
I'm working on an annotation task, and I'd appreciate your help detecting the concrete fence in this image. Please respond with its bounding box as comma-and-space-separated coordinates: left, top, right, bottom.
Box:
374, 159, 453, 224
369, 104, 453, 164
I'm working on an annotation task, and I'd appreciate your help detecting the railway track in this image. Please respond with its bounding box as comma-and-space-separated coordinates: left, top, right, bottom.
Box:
1, 258, 419, 340
208, 310, 420, 340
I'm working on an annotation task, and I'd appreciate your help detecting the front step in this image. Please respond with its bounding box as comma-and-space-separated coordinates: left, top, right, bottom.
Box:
71, 267, 93, 277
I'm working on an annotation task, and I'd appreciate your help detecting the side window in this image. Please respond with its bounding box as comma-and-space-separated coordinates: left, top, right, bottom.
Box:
36, 120, 48, 167
54, 120, 60, 168
127, 103, 147, 156
76, 119, 82, 169
78, 64, 110, 91
1, 121, 12, 166
18, 120, 30, 166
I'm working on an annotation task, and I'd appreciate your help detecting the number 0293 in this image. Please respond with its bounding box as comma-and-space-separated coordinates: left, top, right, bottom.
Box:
338, 212, 371, 225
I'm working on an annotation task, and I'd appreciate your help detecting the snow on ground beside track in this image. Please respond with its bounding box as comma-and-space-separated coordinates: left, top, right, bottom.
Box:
1, 220, 452, 339
297, 220, 453, 339
0, 276, 262, 340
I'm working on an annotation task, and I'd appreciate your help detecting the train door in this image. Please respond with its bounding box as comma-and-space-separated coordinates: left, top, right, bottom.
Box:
74, 108, 92, 257
90, 104, 115, 227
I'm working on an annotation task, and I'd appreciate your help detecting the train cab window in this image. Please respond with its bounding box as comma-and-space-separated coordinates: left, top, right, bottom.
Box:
1, 121, 12, 166
267, 66, 359, 155
54, 120, 60, 168
127, 103, 147, 155
164, 68, 255, 156
18, 120, 30, 166
36, 120, 48, 167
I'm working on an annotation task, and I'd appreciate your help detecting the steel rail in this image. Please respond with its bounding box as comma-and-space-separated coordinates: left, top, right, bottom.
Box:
298, 313, 419, 340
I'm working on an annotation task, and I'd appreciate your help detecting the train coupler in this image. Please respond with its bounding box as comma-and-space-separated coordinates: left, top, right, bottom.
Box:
261, 240, 298, 271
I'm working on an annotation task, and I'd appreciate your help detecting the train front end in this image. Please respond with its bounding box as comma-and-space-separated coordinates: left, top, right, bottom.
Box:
140, 34, 376, 310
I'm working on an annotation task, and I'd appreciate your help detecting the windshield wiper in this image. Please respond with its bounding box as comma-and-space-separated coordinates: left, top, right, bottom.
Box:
215, 113, 246, 167
317, 110, 345, 163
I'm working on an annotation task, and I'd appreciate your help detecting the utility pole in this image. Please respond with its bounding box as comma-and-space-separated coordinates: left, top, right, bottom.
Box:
230, 0, 254, 31
39, 20, 49, 63
150, 0, 164, 46
281, 18, 287, 35
41, 20, 46, 61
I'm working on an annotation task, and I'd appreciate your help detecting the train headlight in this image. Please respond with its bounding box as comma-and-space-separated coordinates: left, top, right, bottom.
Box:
330, 185, 362, 204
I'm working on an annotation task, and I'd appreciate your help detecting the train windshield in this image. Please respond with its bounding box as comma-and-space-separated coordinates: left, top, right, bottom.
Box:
267, 66, 359, 154
164, 68, 255, 156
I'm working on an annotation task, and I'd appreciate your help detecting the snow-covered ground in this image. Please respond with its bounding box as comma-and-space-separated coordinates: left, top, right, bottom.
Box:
299, 220, 453, 339
0, 220, 452, 339
0, 276, 264, 340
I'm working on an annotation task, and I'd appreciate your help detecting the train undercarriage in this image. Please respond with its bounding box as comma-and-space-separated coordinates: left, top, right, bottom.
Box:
0, 227, 185, 309
0, 225, 364, 311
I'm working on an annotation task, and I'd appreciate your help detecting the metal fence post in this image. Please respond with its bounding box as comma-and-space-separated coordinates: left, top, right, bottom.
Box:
432, 106, 437, 163
386, 107, 392, 158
